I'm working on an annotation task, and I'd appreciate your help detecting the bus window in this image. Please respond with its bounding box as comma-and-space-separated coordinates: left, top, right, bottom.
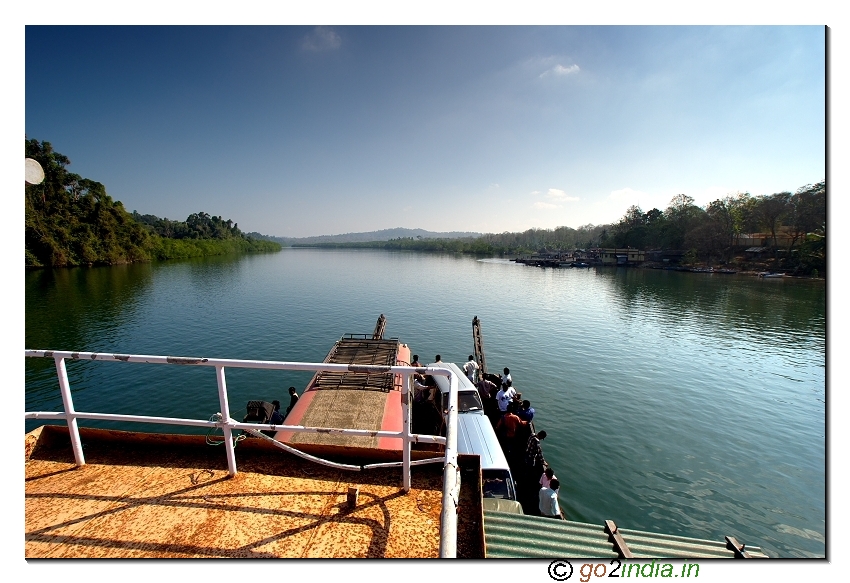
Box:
482, 469, 516, 500
442, 390, 484, 413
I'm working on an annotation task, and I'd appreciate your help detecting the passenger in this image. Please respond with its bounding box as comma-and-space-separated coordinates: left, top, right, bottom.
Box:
525, 430, 547, 480
496, 379, 517, 413
476, 376, 497, 400
538, 478, 562, 519
285, 387, 299, 417
434, 355, 442, 363
495, 402, 528, 457
462, 355, 479, 383
269, 400, 284, 425
517, 400, 535, 422
411, 354, 425, 383
539, 467, 556, 490
500, 367, 512, 389
413, 375, 430, 403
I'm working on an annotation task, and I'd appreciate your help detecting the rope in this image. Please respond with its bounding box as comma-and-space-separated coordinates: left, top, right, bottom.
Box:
205, 413, 247, 447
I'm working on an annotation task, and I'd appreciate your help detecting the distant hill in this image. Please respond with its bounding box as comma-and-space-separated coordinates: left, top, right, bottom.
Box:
246, 227, 482, 246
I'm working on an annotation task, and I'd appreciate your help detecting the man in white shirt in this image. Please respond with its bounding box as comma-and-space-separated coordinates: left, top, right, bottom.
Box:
496, 380, 517, 413
538, 478, 561, 519
462, 355, 479, 383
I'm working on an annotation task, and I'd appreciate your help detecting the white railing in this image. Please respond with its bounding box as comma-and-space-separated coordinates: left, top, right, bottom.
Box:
24, 349, 462, 558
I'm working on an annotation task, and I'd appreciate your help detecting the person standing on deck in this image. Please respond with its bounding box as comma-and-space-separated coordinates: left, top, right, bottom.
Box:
539, 467, 556, 490
500, 367, 512, 389
411, 354, 425, 383
463, 355, 479, 384
496, 379, 517, 413
476, 376, 497, 399
285, 387, 299, 417
525, 430, 547, 480
517, 400, 535, 422
477, 376, 499, 426
495, 402, 528, 458
538, 478, 562, 519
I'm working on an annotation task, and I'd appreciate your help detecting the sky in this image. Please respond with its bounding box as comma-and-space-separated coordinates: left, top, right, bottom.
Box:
23, 23, 826, 238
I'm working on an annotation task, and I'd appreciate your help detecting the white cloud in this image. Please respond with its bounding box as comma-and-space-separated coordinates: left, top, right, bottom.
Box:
531, 188, 578, 211
546, 188, 579, 202
301, 27, 341, 52
530, 190, 541, 195
540, 63, 580, 78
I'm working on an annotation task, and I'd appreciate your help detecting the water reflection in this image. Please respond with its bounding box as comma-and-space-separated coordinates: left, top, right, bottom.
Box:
597, 268, 825, 347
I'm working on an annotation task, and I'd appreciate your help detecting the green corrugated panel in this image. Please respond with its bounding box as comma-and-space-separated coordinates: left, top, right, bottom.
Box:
618, 528, 770, 559
484, 511, 618, 558
483, 511, 770, 559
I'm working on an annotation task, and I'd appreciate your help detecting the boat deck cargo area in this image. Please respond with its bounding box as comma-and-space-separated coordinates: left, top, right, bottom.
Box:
25, 425, 482, 559
276, 336, 410, 452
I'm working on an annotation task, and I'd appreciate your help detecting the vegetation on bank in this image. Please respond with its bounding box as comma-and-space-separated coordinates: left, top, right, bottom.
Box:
294, 186, 825, 276
25, 139, 281, 268
600, 188, 825, 275
292, 224, 609, 256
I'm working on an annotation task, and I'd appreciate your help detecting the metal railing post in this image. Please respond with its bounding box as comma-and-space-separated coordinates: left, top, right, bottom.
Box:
439, 369, 460, 558
214, 365, 238, 477
402, 372, 412, 492
54, 356, 85, 466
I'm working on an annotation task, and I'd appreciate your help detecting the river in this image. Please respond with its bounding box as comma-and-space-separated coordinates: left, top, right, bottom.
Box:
24, 248, 826, 558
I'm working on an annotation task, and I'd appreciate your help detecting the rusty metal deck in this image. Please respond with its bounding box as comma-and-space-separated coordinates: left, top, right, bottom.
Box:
25, 425, 447, 558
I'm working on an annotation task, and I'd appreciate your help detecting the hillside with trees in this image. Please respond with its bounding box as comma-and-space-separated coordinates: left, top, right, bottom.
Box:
25, 139, 280, 268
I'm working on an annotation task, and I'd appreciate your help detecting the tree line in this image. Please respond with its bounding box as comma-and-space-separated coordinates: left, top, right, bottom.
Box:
601, 186, 825, 274
295, 186, 824, 275
293, 224, 609, 255
25, 139, 280, 268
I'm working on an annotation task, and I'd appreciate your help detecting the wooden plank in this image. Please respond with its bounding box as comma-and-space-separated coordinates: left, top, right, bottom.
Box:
472, 316, 487, 377
605, 520, 634, 558
372, 314, 386, 339
725, 535, 752, 558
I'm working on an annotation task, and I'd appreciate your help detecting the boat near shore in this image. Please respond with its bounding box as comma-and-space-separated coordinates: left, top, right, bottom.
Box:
25, 316, 770, 558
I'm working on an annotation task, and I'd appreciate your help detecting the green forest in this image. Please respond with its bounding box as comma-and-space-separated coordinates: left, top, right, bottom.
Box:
296, 184, 825, 275
25, 139, 281, 268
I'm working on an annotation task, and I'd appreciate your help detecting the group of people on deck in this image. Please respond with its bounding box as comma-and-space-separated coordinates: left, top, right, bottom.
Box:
463, 356, 561, 520
408, 353, 562, 519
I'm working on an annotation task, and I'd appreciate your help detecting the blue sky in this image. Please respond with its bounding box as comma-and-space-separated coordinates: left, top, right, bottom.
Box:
24, 24, 825, 237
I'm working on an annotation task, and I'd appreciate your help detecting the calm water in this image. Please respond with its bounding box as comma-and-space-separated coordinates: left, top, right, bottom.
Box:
25, 249, 826, 558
